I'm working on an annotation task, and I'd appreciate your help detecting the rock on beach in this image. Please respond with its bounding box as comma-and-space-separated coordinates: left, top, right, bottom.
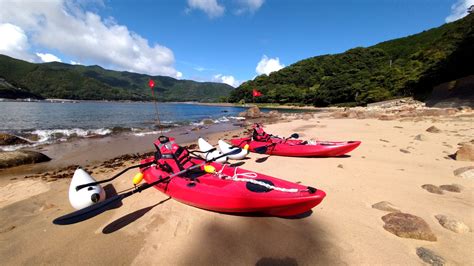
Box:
0, 151, 51, 169
381, 212, 437, 241
454, 143, 474, 161
416, 247, 446, 266
435, 215, 470, 233
0, 133, 29, 146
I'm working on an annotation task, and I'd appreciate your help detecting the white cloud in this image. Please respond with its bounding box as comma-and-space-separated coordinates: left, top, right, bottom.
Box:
235, 0, 265, 14
36, 52, 62, 63
187, 0, 225, 18
446, 0, 474, 22
0, 23, 34, 61
255, 55, 284, 75
213, 74, 239, 87
0, 0, 181, 78
70, 60, 81, 65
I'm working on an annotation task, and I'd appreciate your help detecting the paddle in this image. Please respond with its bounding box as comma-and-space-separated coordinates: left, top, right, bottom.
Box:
75, 161, 154, 191
254, 133, 299, 154
53, 148, 242, 225
75, 148, 218, 191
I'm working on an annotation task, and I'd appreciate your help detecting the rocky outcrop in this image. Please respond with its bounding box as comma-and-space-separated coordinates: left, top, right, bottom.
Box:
202, 119, 214, 125
435, 215, 470, 233
454, 143, 474, 161
238, 106, 283, 120
0, 150, 51, 168
301, 113, 314, 120
425, 74, 474, 108
453, 166, 474, 179
367, 97, 420, 108
416, 247, 446, 266
327, 99, 470, 120
381, 212, 437, 241
0, 133, 29, 146
371, 201, 400, 212
239, 106, 262, 118
267, 110, 281, 118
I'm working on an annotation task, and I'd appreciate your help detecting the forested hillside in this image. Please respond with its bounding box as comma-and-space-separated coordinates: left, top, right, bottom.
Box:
230, 14, 474, 106
0, 55, 234, 102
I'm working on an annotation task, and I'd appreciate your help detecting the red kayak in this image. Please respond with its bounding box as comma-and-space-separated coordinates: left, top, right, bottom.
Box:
231, 138, 361, 157
140, 137, 325, 217
230, 124, 361, 157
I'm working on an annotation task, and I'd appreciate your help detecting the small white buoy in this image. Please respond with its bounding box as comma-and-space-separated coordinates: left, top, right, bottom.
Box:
218, 140, 249, 160
198, 138, 227, 163
68, 168, 106, 210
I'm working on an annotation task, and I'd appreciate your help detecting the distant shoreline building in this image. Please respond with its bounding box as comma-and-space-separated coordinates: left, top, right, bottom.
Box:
469, 5, 474, 14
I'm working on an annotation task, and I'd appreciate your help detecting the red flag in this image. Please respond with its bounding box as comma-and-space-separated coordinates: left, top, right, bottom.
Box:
252, 89, 262, 97
148, 79, 155, 88
148, 79, 155, 96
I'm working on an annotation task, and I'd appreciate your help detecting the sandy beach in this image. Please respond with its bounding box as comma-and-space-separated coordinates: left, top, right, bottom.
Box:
0, 110, 473, 265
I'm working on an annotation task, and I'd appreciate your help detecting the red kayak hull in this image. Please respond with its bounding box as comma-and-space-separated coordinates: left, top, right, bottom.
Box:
231, 138, 361, 157
140, 157, 325, 217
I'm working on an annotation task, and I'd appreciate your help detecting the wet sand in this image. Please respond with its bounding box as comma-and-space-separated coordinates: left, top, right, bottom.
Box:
0, 113, 473, 265
0, 122, 242, 181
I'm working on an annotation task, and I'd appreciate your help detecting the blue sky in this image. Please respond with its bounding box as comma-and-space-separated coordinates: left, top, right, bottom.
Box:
0, 0, 472, 87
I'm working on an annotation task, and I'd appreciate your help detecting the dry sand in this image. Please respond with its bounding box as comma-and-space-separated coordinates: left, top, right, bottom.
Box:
0, 114, 473, 265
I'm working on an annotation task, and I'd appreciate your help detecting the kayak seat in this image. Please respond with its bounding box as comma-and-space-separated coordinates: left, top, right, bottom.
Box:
252, 128, 271, 142
153, 137, 198, 176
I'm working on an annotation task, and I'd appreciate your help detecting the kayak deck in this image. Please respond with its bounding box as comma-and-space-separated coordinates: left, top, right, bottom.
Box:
140, 157, 325, 217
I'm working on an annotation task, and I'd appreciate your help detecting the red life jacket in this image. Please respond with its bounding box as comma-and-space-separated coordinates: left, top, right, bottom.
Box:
252, 124, 271, 142
153, 136, 194, 171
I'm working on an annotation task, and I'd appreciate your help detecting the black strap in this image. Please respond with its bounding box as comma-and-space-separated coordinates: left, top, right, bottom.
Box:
159, 162, 173, 173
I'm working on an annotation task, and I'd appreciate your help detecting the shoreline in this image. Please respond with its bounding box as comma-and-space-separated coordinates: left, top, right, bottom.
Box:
0, 97, 329, 111
193, 101, 332, 111
0, 122, 245, 181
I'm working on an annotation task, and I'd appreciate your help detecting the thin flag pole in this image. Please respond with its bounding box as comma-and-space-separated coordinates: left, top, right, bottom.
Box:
148, 79, 163, 135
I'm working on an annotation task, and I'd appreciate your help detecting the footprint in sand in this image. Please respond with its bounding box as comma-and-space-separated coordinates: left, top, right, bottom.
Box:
399, 149, 410, 154
292, 125, 317, 132
439, 184, 462, 193
371, 201, 400, 212
421, 184, 443, 194
0, 225, 16, 234
173, 219, 191, 237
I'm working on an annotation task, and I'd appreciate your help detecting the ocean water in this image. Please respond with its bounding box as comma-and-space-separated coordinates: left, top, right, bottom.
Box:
0, 101, 248, 149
